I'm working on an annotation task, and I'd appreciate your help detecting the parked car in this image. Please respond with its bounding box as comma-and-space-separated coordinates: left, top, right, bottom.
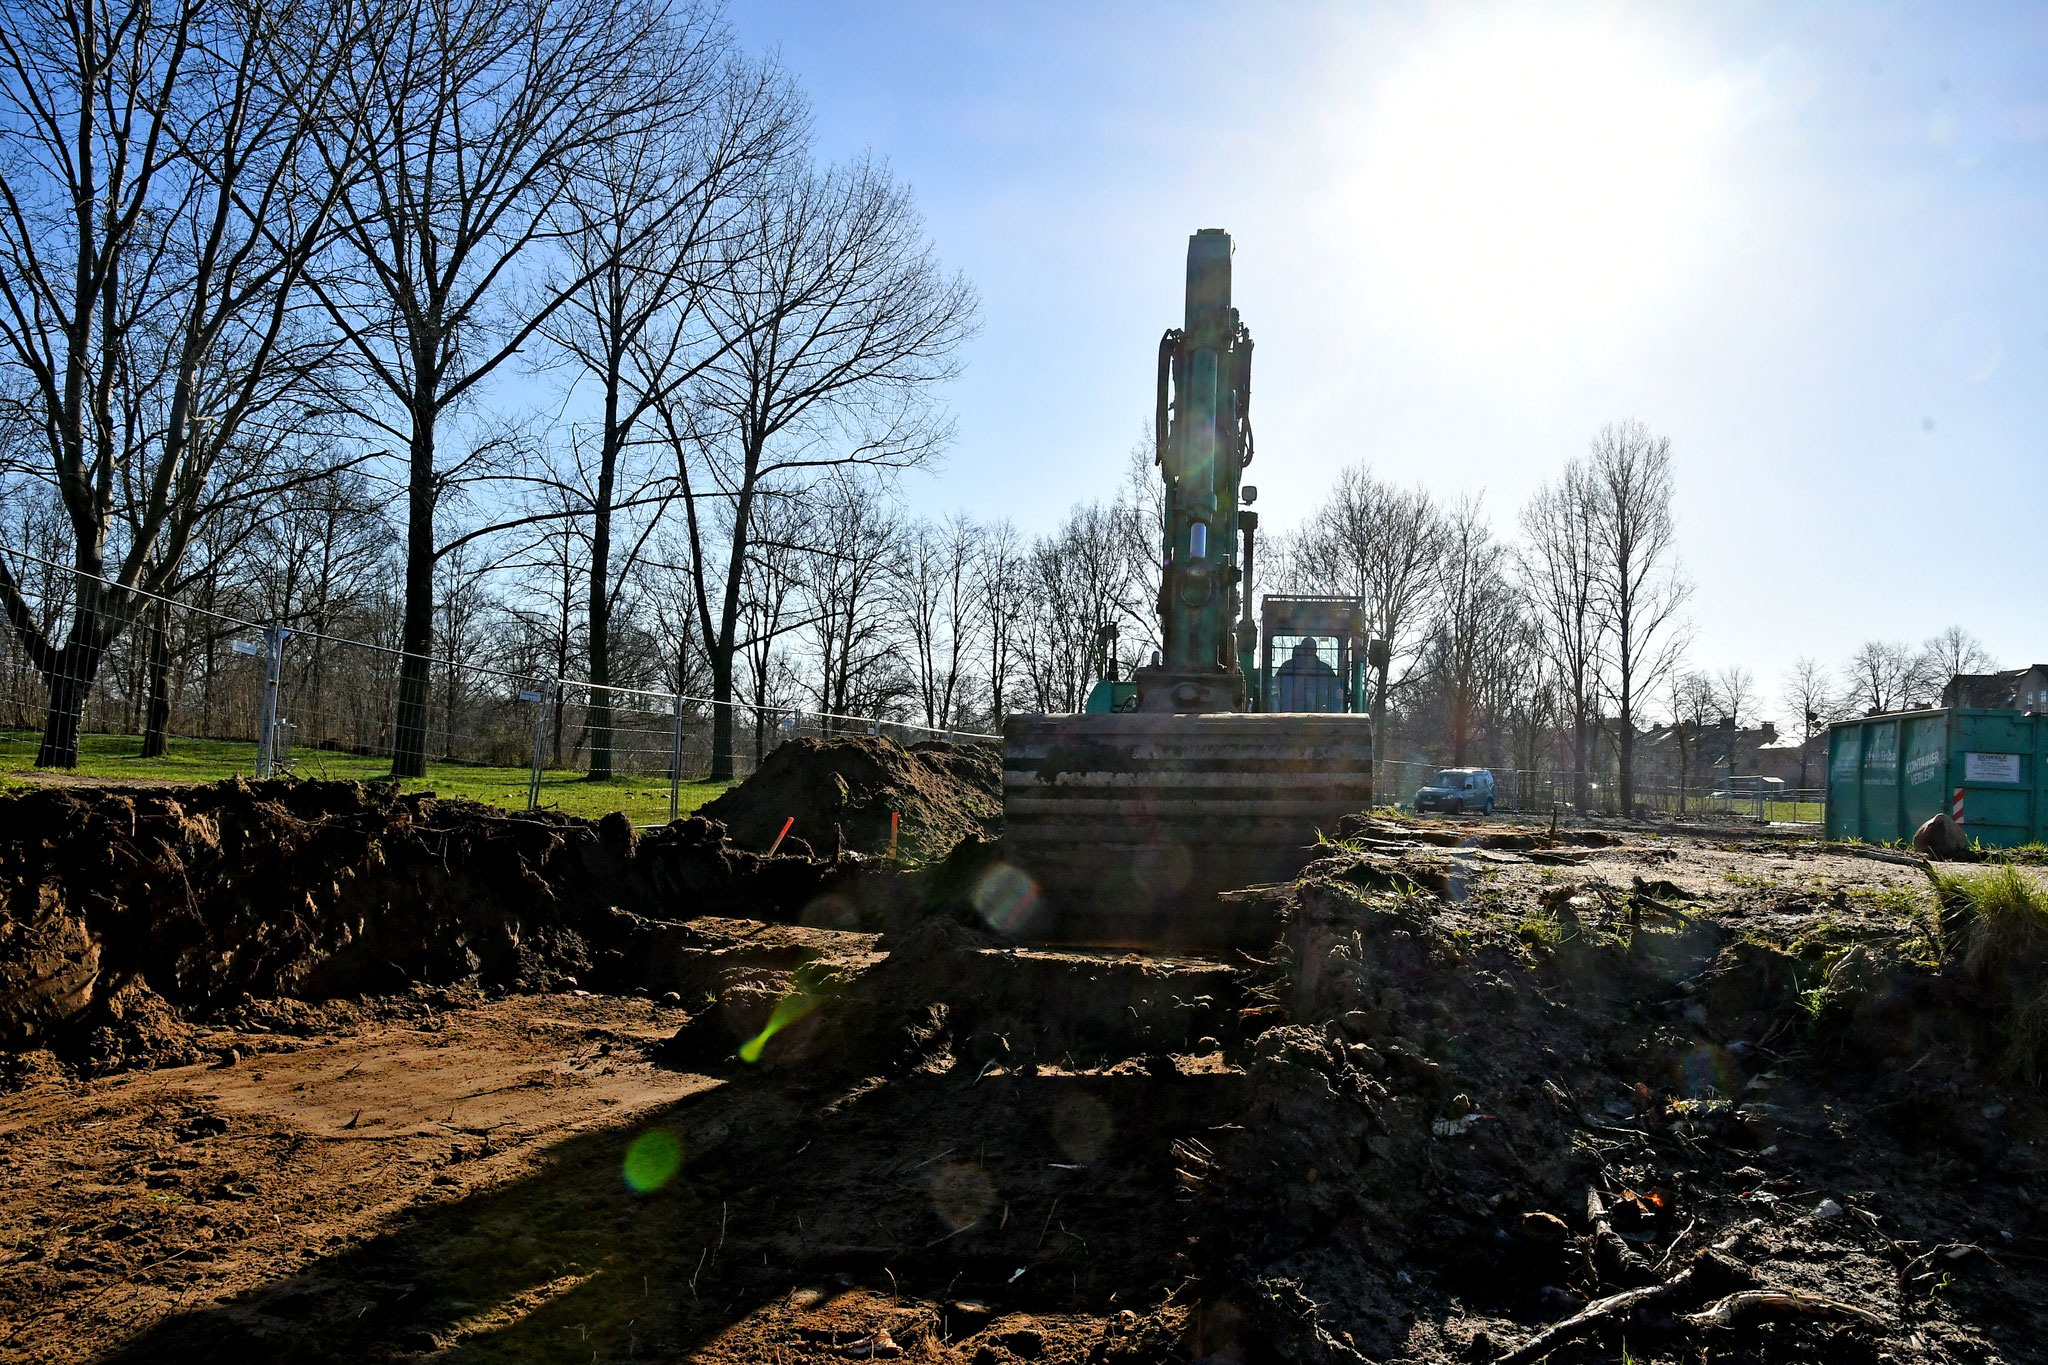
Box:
1414, 767, 1494, 815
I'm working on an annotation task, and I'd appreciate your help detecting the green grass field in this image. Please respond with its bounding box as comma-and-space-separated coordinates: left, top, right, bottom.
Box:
1639, 797, 1826, 824
0, 730, 728, 826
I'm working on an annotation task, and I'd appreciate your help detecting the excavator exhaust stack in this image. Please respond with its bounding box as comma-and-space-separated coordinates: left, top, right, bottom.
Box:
998, 231, 1375, 948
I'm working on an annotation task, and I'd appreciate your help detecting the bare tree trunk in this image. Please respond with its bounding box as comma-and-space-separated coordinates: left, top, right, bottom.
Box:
36, 640, 104, 768
140, 599, 173, 758
588, 428, 617, 779
392, 422, 437, 778
1589, 420, 1690, 814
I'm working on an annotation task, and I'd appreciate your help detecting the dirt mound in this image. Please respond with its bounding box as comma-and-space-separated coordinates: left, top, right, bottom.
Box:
0, 778, 866, 1069
11, 790, 2048, 1362
573, 839, 2043, 1364
698, 735, 1001, 860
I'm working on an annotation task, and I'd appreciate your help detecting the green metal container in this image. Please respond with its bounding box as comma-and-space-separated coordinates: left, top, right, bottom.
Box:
1825, 708, 2046, 847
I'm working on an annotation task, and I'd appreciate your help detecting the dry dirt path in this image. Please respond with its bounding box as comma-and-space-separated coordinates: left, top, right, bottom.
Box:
0, 993, 710, 1363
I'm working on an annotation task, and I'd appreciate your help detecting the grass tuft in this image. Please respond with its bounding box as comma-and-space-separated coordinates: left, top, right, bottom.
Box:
1927, 863, 2048, 1082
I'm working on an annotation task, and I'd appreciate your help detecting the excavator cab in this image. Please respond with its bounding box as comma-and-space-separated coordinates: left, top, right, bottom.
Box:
1259, 596, 1369, 715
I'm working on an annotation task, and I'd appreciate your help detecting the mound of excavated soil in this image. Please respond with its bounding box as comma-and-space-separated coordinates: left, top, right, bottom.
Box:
0, 779, 866, 1070
5, 818, 2048, 1362
698, 735, 1001, 860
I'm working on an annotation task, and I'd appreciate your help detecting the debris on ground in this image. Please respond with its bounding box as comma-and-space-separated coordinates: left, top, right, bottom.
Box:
1915, 811, 1971, 859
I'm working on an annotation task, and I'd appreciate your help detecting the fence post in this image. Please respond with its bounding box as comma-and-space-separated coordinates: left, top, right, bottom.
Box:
255, 624, 287, 779
526, 682, 555, 813
669, 692, 685, 824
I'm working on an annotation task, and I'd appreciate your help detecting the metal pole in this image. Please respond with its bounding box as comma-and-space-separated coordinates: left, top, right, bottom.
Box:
256, 625, 286, 778
527, 682, 554, 812
668, 692, 685, 824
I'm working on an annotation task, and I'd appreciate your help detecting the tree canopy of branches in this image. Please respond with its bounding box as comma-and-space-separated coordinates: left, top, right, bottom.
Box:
1586, 419, 1690, 811
309, 0, 696, 777
1284, 465, 1446, 769
1518, 460, 1602, 806
0, 0, 361, 765
663, 153, 977, 779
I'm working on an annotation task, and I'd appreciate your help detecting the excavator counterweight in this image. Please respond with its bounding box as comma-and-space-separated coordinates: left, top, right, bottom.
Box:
999, 231, 1374, 947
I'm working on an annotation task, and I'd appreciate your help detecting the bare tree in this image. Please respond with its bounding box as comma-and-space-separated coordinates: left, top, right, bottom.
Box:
1670, 670, 1716, 812
539, 46, 799, 776
1844, 640, 1919, 715
900, 514, 977, 730
732, 492, 808, 764
799, 472, 908, 724
1917, 625, 1995, 704
1518, 461, 1604, 808
432, 539, 498, 761
1019, 500, 1140, 714
1500, 651, 1560, 807
497, 479, 589, 764
1286, 465, 1445, 772
972, 518, 1028, 724
1587, 419, 1691, 811
633, 533, 710, 700
1715, 664, 1757, 777
244, 462, 394, 752
1116, 436, 1166, 665
660, 153, 977, 778
1424, 495, 1520, 764
1779, 656, 1833, 790
307, 0, 687, 778
0, 0, 358, 765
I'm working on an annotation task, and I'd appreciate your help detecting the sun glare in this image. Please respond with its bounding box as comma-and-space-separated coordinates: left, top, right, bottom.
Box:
1355, 19, 1728, 359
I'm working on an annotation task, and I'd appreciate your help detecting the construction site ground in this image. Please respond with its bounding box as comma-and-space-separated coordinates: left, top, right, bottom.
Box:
3, 749, 2045, 1364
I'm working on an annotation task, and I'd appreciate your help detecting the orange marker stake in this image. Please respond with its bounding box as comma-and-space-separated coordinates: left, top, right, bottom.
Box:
889, 811, 900, 860
768, 816, 795, 857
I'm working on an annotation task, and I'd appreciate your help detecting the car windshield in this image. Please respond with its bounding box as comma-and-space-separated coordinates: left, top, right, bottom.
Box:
1433, 770, 1468, 787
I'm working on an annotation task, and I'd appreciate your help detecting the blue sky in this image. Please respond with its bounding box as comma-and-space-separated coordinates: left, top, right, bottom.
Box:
724, 1, 2048, 713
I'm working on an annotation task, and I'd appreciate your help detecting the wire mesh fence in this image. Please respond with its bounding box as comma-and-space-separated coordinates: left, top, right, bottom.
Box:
1, 548, 995, 824
4, 545, 1830, 830
1374, 757, 1825, 827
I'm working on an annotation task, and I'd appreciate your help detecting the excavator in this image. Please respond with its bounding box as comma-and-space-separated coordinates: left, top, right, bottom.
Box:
1001, 229, 1376, 945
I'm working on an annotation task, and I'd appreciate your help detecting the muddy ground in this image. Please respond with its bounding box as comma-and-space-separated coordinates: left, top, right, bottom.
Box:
2, 762, 2046, 1364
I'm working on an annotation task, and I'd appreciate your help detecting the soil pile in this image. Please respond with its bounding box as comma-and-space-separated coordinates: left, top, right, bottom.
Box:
578, 825, 2045, 1363
7, 808, 2048, 1362
698, 735, 1001, 860
0, 779, 856, 1068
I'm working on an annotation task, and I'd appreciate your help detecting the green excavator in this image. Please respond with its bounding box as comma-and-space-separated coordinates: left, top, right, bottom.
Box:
1001, 229, 1376, 946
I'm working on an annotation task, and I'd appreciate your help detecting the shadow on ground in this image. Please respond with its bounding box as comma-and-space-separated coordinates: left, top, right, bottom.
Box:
99, 1049, 1225, 1362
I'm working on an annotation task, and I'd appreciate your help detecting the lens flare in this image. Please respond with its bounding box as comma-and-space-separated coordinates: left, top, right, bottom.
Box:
800, 893, 858, 930
1050, 1090, 1114, 1164
1679, 1042, 1735, 1100
971, 862, 1041, 935
622, 1129, 683, 1193
928, 1161, 996, 1232
738, 961, 838, 1064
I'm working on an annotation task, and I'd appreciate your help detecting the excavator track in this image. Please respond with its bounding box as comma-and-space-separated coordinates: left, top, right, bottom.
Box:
1000, 712, 1373, 947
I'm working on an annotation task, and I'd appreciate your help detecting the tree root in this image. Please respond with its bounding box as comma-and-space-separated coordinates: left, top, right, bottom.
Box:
1683, 1288, 1889, 1332
1495, 1281, 1678, 1365
1499, 1260, 1885, 1365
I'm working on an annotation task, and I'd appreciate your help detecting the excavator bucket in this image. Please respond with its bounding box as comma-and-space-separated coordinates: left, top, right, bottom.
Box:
1000, 711, 1374, 947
